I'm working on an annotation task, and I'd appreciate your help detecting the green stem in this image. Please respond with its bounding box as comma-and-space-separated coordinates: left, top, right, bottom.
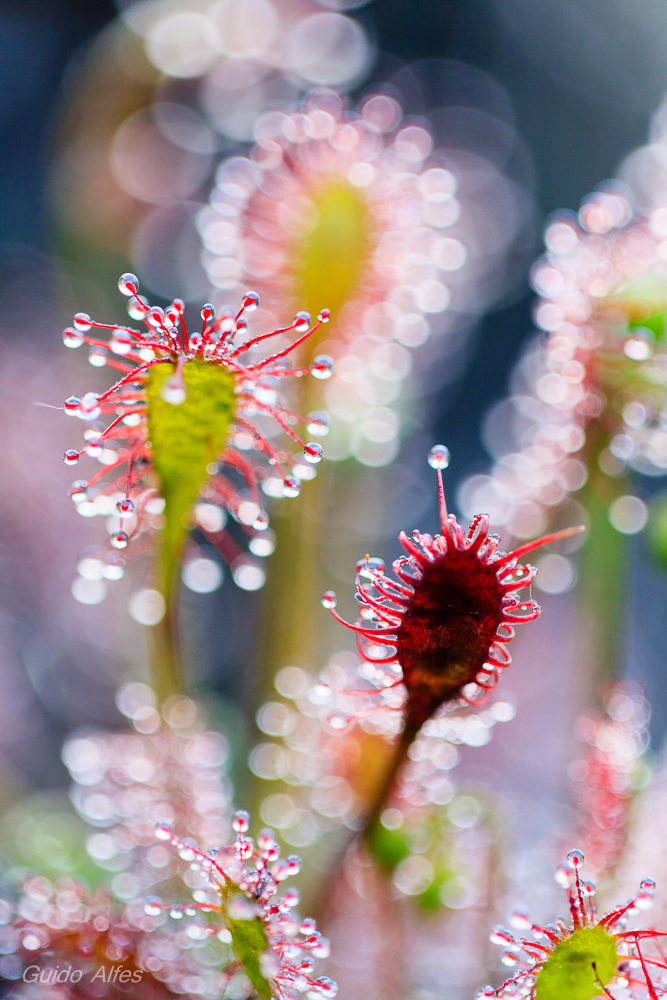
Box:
150, 603, 180, 704
577, 452, 631, 689
219, 883, 272, 1000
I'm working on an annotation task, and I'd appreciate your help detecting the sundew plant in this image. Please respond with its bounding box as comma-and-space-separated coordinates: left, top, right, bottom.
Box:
7, 86, 667, 1000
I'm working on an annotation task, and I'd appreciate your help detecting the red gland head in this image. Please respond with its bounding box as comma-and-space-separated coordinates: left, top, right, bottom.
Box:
327, 446, 583, 733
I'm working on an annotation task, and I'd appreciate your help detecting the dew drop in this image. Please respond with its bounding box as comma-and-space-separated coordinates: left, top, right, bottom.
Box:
147, 306, 165, 329
79, 392, 101, 421
73, 312, 92, 332
110, 330, 134, 356
641, 878, 656, 893
128, 295, 149, 319
306, 411, 329, 436
282, 888, 300, 909
118, 273, 139, 297
116, 498, 135, 518
103, 555, 125, 580
312, 937, 331, 959
232, 810, 251, 834
554, 863, 572, 888
64, 396, 81, 415
310, 355, 333, 380
201, 303, 214, 322
243, 291, 260, 312
317, 308, 330, 324
286, 855, 301, 876
160, 379, 187, 405
356, 557, 385, 576
283, 476, 301, 498
303, 442, 323, 464
110, 530, 129, 549
69, 481, 88, 502
509, 910, 531, 930
144, 898, 162, 916
428, 444, 450, 470
64, 450, 80, 466
253, 510, 269, 531
567, 849, 584, 868
327, 711, 348, 730
255, 376, 278, 406
321, 591, 337, 609
155, 823, 173, 841
170, 908, 184, 920
88, 346, 107, 367
489, 926, 514, 946
314, 976, 338, 998
249, 532, 275, 557
294, 311, 311, 332
63, 327, 84, 348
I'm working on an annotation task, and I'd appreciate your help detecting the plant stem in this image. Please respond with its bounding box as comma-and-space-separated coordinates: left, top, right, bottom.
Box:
577, 455, 630, 691
148, 543, 181, 704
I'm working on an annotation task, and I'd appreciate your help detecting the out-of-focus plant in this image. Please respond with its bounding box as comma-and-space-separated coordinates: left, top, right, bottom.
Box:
568, 684, 649, 883
0, 810, 337, 1000
458, 190, 667, 685
49, 0, 372, 287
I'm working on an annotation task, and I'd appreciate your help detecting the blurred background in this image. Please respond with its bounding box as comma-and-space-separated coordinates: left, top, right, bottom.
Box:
6, 0, 667, 997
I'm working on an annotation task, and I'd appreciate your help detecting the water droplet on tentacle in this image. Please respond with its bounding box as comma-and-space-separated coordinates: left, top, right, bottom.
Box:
303, 442, 323, 464
294, 311, 311, 332
69, 480, 88, 502
73, 312, 92, 332
64, 396, 81, 416
322, 591, 337, 609
128, 295, 149, 319
232, 810, 250, 833
160, 378, 187, 405
310, 355, 333, 379
428, 444, 450, 470
62, 327, 83, 348
118, 272, 139, 297
283, 476, 301, 498
306, 411, 329, 436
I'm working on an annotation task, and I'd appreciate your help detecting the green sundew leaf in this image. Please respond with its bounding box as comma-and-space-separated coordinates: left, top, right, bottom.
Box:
220, 886, 272, 1000
146, 358, 237, 599
294, 181, 370, 339
534, 925, 617, 1000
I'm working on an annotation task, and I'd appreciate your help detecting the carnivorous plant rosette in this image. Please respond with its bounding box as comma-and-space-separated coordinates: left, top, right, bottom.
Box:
324, 446, 582, 734
0, 811, 336, 1000
480, 849, 667, 999
202, 90, 457, 464
150, 812, 337, 1000
322, 446, 582, 818
61, 275, 331, 670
